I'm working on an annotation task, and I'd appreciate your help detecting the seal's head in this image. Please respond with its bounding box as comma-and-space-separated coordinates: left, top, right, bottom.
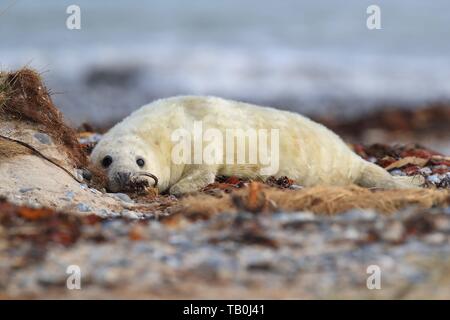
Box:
90, 134, 161, 193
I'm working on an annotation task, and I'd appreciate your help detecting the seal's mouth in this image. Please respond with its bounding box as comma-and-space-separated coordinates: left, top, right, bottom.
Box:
134, 172, 158, 187
112, 171, 158, 194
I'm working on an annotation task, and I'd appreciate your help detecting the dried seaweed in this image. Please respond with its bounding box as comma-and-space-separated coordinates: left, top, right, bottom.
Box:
0, 69, 86, 167
317, 102, 450, 137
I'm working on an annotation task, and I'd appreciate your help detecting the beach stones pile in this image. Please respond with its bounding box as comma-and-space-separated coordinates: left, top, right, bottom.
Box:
1, 199, 449, 299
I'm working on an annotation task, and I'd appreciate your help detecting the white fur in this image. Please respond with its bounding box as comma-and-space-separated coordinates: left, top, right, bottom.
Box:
91, 96, 421, 194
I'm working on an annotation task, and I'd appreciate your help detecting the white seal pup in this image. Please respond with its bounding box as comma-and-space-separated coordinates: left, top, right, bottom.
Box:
91, 96, 423, 195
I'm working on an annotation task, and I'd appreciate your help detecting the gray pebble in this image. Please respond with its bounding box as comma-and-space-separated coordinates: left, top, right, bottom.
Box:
77, 203, 92, 212
424, 233, 446, 244
89, 188, 101, 195
419, 167, 432, 175
63, 191, 75, 201
121, 210, 141, 219
381, 221, 405, 243
96, 209, 112, 218
19, 187, 34, 193
427, 174, 441, 184
75, 170, 84, 182
343, 227, 360, 240
113, 193, 133, 203
390, 169, 405, 176
33, 132, 52, 145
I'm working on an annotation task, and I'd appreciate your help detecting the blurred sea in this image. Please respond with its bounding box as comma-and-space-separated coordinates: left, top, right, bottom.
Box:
1, 0, 450, 126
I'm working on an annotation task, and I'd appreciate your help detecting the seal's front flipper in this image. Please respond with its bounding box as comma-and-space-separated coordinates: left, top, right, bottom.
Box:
169, 165, 217, 196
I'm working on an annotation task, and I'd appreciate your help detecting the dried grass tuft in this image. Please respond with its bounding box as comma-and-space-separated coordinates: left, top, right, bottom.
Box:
177, 184, 450, 217
0, 68, 86, 167
0, 68, 107, 189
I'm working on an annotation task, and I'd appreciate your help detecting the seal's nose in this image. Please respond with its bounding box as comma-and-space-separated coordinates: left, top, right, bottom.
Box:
116, 172, 131, 186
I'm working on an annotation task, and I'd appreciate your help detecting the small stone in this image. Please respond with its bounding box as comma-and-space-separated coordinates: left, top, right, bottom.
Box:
423, 233, 446, 244
33, 132, 52, 145
434, 217, 450, 232
121, 210, 141, 219
343, 227, 360, 240
63, 191, 75, 201
75, 171, 84, 181
25, 201, 41, 209
19, 187, 34, 193
113, 193, 133, 203
419, 167, 432, 175
389, 169, 405, 176
89, 188, 101, 195
96, 209, 110, 218
80, 184, 88, 190
76, 203, 91, 212
427, 174, 441, 184
381, 221, 405, 243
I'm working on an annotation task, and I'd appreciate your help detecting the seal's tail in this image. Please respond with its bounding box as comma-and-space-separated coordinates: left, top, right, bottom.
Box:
356, 162, 424, 189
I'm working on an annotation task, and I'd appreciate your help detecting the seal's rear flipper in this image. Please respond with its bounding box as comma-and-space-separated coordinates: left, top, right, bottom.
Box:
391, 175, 425, 188
357, 162, 424, 189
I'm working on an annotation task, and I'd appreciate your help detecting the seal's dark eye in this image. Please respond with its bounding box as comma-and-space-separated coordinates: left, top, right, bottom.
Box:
101, 155, 113, 168
136, 158, 145, 167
